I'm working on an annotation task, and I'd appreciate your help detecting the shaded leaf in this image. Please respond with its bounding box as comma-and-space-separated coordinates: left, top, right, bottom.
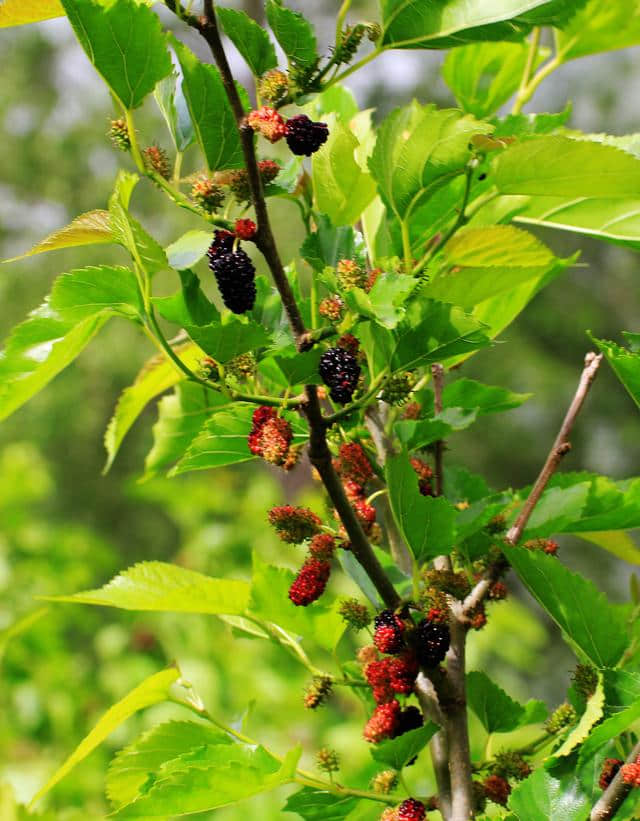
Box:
184, 317, 271, 363
508, 766, 589, 821
153, 269, 218, 327
154, 72, 194, 153
443, 378, 531, 415
217, 7, 277, 77
370, 723, 439, 770
344, 274, 417, 330
300, 216, 365, 272
551, 674, 604, 759
592, 335, 640, 410
3, 210, 112, 262
265, 0, 318, 68
466, 671, 528, 733
282, 787, 360, 821
172, 404, 257, 474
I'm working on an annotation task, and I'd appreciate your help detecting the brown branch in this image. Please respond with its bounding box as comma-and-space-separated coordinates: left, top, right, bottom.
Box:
444, 619, 474, 819
590, 739, 640, 821
183, 1, 400, 609
415, 673, 451, 821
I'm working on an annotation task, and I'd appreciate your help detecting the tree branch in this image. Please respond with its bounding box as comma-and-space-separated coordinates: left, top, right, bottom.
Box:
505, 351, 603, 546
590, 739, 640, 821
183, 0, 400, 610
444, 619, 474, 819
415, 673, 451, 821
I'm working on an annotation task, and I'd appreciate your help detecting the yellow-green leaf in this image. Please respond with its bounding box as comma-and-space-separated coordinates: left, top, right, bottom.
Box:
3, 210, 112, 262
0, 0, 63, 27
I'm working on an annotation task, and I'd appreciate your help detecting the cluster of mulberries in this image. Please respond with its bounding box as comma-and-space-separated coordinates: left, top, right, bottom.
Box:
332, 442, 380, 540
410, 457, 435, 497
599, 758, 623, 790
246, 106, 328, 156
268, 505, 322, 543
247, 406, 296, 466
621, 755, 640, 788
316, 747, 340, 773
364, 650, 419, 703
207, 229, 256, 314
483, 774, 511, 806
319, 346, 361, 404
524, 538, 559, 555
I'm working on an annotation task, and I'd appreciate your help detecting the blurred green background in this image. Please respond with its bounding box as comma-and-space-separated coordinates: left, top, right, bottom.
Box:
2, 2, 640, 817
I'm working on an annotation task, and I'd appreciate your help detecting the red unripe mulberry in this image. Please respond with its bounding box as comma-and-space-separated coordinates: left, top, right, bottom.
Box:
268, 505, 322, 543
374, 610, 406, 655
483, 774, 511, 806
363, 699, 400, 743
247, 106, 286, 142
599, 758, 623, 790
333, 442, 374, 485
398, 798, 426, 821
289, 559, 331, 606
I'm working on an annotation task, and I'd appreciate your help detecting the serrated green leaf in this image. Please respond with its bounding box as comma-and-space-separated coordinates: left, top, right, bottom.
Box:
108, 172, 168, 275
184, 317, 271, 363
29, 668, 180, 808
386, 453, 457, 562
343, 274, 417, 330
443, 378, 531, 415
578, 531, 640, 565
217, 7, 277, 77
300, 217, 366, 272
171, 404, 256, 474
442, 41, 545, 118
114, 742, 300, 817
370, 723, 438, 770
107, 721, 232, 810
154, 72, 194, 153
103, 341, 205, 473
369, 102, 493, 222
552, 674, 604, 759
508, 766, 589, 820
60, 0, 171, 109
578, 700, 640, 765
495, 136, 640, 198
49, 265, 142, 322
427, 225, 562, 310
507, 547, 628, 667
282, 787, 360, 820
144, 382, 220, 479
248, 553, 345, 652
467, 671, 529, 733
44, 560, 250, 614
591, 335, 640, 410
265, 348, 324, 386
3, 210, 112, 262
265, 0, 318, 68
171, 36, 244, 171
556, 0, 640, 60
165, 230, 212, 270
312, 117, 377, 227
0, 0, 63, 26
153, 269, 218, 327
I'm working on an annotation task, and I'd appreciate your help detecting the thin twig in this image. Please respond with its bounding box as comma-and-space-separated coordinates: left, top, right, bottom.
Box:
590, 739, 640, 820
505, 352, 603, 546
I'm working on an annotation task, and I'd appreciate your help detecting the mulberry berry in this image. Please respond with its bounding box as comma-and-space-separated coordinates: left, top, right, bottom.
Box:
319, 347, 361, 405
374, 610, 406, 655
572, 664, 598, 699
257, 416, 293, 465
303, 675, 333, 709
363, 699, 400, 743
209, 248, 257, 314
337, 333, 361, 356
339, 598, 371, 630
316, 747, 340, 773
354, 497, 377, 533
413, 618, 450, 667
410, 457, 435, 497
258, 68, 289, 104
258, 159, 281, 184
143, 145, 171, 179
394, 705, 423, 738
268, 505, 322, 543
247, 106, 286, 142
234, 218, 257, 240
488, 581, 508, 601
191, 175, 225, 213
381, 372, 416, 406
545, 703, 576, 734
336, 258, 366, 290
289, 558, 331, 606
285, 114, 329, 156
599, 758, 623, 790
402, 402, 421, 420
318, 295, 344, 322
371, 770, 398, 795
308, 533, 335, 560
621, 757, 640, 787
397, 798, 426, 821
388, 653, 419, 695
226, 352, 256, 380
248, 406, 276, 455
492, 751, 531, 781
483, 775, 510, 806
108, 117, 130, 151
207, 229, 235, 260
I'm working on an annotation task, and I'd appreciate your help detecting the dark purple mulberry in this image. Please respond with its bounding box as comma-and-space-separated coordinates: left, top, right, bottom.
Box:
209, 247, 256, 314
319, 347, 360, 405
413, 618, 450, 667
285, 114, 329, 156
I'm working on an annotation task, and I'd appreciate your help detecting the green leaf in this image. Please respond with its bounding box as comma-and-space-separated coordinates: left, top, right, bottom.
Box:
506, 547, 628, 667
0, 0, 63, 27
556, 0, 640, 60
172, 404, 256, 475
578, 531, 640, 566
466, 671, 529, 733
154, 72, 194, 153
114, 742, 300, 817
153, 270, 218, 328
265, 348, 324, 386
283, 788, 360, 820
305, 84, 359, 123
313, 117, 377, 227
552, 674, 604, 759
300, 217, 365, 272
106, 721, 232, 810
392, 299, 491, 371
184, 317, 271, 363
29, 668, 180, 807
370, 723, 439, 770
592, 335, 640, 410
60, 0, 171, 109
427, 226, 562, 310
443, 378, 531, 415
343, 274, 417, 330
165, 230, 213, 270
217, 7, 277, 77
171, 36, 243, 171
3, 210, 112, 262
442, 41, 545, 118
144, 382, 219, 479
578, 700, 640, 765
386, 453, 457, 562
265, 0, 318, 69
248, 554, 345, 652
380, 0, 556, 49
508, 766, 589, 821
369, 102, 492, 222
494, 136, 640, 198
103, 341, 205, 473
44, 560, 250, 615
49, 265, 142, 322
108, 172, 168, 275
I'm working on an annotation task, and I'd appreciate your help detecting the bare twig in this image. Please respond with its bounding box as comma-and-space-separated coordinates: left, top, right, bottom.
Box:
590, 739, 640, 821
505, 352, 603, 546
178, 0, 400, 609
415, 673, 451, 821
